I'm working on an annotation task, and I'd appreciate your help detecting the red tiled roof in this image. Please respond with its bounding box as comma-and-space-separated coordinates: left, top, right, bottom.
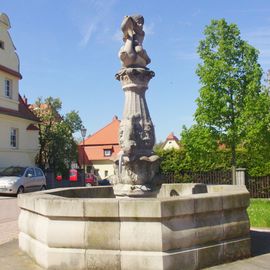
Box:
78, 116, 121, 164
28, 103, 62, 121
26, 123, 39, 131
81, 116, 120, 146
83, 145, 121, 161
166, 132, 179, 141
0, 95, 40, 122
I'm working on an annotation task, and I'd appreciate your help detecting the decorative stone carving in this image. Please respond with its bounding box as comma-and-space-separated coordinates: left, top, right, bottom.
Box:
114, 15, 159, 194
118, 15, 151, 68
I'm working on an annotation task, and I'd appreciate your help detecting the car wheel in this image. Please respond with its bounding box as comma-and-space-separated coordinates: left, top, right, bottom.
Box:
40, 185, 46, 191
17, 186, 24, 195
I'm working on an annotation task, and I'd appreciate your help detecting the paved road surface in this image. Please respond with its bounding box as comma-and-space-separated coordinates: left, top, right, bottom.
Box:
0, 195, 20, 245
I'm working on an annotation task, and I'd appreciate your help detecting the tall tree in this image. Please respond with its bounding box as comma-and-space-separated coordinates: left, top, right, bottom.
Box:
243, 71, 270, 175
31, 97, 82, 175
195, 19, 263, 175
181, 125, 220, 171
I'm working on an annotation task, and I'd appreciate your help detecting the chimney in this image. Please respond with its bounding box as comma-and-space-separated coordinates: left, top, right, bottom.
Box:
23, 95, 28, 105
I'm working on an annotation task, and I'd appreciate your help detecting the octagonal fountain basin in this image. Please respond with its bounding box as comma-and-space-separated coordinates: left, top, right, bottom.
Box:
18, 184, 250, 270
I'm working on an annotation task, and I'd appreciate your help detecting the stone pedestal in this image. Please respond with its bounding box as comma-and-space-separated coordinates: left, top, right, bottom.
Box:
114, 68, 159, 191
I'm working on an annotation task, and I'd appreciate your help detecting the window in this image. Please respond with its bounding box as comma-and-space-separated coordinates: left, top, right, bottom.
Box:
25, 168, 35, 177
5, 79, 12, 98
0, 41, 4, 49
86, 166, 93, 173
35, 168, 44, 177
104, 149, 112, 157
104, 170, 108, 177
10, 128, 18, 148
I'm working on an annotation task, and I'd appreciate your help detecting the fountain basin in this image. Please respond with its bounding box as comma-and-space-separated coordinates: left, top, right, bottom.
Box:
18, 184, 250, 270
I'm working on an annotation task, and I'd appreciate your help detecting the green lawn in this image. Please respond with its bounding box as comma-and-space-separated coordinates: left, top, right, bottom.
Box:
247, 199, 270, 228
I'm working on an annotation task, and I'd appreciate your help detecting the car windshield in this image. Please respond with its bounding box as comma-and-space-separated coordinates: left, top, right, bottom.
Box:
0, 167, 26, 177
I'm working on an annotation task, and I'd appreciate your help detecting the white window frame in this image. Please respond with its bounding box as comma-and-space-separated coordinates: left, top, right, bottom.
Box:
104, 149, 112, 157
5, 79, 12, 99
10, 128, 18, 148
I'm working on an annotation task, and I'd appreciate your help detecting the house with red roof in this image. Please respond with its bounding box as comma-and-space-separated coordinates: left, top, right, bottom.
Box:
79, 116, 121, 179
162, 132, 180, 150
0, 13, 39, 168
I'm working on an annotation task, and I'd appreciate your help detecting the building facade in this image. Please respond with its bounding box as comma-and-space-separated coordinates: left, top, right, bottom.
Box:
0, 13, 39, 169
162, 132, 180, 150
79, 116, 121, 179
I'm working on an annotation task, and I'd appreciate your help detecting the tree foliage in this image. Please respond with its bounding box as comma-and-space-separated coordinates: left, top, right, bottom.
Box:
155, 20, 270, 177
242, 71, 270, 175
196, 19, 263, 167
31, 97, 82, 175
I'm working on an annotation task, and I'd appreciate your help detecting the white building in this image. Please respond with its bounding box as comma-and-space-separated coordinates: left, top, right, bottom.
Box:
0, 13, 39, 168
162, 132, 180, 150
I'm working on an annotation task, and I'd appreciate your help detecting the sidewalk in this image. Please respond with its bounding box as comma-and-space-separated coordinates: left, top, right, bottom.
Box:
0, 229, 269, 269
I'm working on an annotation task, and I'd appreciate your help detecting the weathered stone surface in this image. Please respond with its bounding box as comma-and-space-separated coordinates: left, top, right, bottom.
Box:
18, 184, 251, 269
85, 221, 120, 250
114, 15, 159, 189
83, 198, 119, 218
118, 15, 150, 69
86, 250, 120, 270
223, 238, 251, 262
197, 244, 223, 269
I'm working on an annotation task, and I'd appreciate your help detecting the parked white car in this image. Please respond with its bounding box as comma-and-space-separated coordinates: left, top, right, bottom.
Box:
0, 166, 46, 195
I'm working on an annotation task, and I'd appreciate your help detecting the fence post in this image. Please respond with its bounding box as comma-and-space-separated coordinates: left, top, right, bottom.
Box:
235, 168, 246, 185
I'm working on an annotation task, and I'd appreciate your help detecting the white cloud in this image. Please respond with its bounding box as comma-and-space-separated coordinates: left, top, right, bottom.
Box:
79, 24, 96, 47
72, 0, 118, 47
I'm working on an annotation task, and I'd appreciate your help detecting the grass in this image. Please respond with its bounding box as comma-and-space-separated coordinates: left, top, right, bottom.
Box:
247, 199, 270, 228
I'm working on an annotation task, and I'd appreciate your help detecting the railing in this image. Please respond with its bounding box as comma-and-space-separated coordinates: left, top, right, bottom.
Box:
163, 171, 232, 185
246, 176, 270, 198
164, 171, 270, 198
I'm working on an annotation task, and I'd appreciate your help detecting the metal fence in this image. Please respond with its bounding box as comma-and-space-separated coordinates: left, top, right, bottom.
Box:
246, 175, 270, 198
164, 171, 232, 185
164, 170, 270, 198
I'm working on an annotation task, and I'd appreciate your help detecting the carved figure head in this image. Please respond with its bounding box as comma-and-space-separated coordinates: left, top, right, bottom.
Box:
132, 15, 144, 29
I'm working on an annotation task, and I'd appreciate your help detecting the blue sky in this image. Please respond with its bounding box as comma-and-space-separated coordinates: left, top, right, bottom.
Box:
2, 0, 270, 142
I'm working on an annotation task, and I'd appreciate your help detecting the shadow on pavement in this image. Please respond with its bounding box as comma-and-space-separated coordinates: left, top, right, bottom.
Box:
251, 229, 270, 256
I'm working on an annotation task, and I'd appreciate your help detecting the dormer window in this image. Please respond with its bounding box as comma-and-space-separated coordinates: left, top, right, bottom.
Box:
4, 79, 12, 98
0, 41, 4, 49
104, 149, 112, 157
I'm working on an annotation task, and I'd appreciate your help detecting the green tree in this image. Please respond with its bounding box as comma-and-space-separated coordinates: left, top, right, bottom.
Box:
181, 125, 220, 171
196, 19, 263, 174
243, 71, 270, 175
31, 97, 82, 175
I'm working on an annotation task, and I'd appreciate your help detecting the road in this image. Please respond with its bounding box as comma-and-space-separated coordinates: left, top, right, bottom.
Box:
0, 196, 20, 245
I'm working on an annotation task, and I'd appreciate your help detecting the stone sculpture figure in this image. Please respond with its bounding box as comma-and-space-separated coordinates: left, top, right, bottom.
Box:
119, 15, 151, 68
114, 15, 159, 194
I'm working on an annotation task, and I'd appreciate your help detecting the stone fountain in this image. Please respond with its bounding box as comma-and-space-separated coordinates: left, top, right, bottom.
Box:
113, 14, 159, 196
18, 15, 251, 270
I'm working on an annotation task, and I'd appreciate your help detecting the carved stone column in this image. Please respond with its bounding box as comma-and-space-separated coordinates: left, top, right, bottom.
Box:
113, 15, 160, 196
